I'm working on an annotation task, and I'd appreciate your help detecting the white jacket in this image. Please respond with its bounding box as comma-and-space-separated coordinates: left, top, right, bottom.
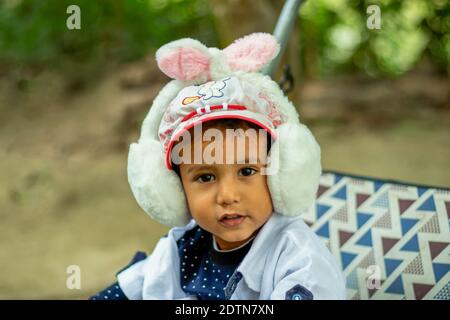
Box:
117, 212, 346, 300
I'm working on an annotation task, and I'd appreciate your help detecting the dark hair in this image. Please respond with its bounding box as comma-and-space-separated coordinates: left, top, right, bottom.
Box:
172, 118, 273, 176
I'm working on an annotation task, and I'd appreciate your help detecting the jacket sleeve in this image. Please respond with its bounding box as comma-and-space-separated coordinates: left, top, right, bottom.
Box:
269, 233, 347, 300
116, 251, 150, 300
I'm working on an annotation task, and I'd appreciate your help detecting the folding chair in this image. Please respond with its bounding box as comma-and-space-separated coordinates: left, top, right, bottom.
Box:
267, 0, 450, 300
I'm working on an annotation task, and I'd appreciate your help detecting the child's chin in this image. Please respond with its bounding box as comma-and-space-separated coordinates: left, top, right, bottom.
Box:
220, 230, 253, 243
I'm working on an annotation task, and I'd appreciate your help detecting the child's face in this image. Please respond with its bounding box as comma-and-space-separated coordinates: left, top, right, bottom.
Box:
177, 123, 273, 250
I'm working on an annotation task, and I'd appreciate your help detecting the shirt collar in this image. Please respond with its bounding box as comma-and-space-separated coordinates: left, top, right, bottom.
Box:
209, 233, 255, 266
235, 213, 295, 293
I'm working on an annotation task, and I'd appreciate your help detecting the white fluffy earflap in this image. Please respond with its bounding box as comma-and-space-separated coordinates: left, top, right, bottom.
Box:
267, 122, 322, 216
128, 139, 191, 227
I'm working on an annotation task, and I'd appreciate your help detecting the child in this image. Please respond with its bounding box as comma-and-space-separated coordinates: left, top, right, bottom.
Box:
90, 33, 346, 300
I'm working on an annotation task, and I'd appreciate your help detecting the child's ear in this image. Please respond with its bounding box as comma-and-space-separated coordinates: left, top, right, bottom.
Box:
156, 38, 211, 81
223, 33, 280, 73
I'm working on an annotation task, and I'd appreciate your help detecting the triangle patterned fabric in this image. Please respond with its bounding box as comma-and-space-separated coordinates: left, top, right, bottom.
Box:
305, 171, 450, 300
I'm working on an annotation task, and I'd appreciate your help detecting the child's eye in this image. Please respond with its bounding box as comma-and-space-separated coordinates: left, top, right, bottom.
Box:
196, 174, 215, 183
239, 167, 257, 177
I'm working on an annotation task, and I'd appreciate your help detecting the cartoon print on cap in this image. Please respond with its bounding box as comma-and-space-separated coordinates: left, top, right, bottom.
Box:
182, 96, 201, 105
197, 77, 231, 100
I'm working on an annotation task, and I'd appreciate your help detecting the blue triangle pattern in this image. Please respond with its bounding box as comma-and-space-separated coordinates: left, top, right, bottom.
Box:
374, 181, 384, 192
385, 259, 402, 277
341, 252, 357, 270
432, 263, 450, 282
417, 187, 428, 197
418, 195, 436, 212
357, 212, 372, 229
356, 230, 373, 247
400, 235, 420, 252
334, 174, 344, 184
316, 204, 331, 219
332, 185, 347, 200
316, 222, 330, 238
400, 218, 419, 236
386, 275, 404, 295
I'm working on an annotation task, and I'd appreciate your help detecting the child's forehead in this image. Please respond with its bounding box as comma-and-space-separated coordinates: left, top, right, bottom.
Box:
181, 160, 263, 172
179, 155, 266, 169
191, 120, 255, 132
173, 123, 269, 167
186, 123, 269, 146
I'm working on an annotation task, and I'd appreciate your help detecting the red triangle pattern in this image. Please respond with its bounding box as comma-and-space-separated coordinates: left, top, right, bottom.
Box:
317, 185, 329, 198
413, 283, 433, 300
398, 199, 414, 215
339, 230, 354, 247
382, 237, 400, 255
356, 193, 371, 208
429, 241, 448, 260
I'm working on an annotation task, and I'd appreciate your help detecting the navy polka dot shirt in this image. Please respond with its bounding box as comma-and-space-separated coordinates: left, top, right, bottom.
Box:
89, 282, 127, 300
89, 228, 254, 300
177, 226, 254, 300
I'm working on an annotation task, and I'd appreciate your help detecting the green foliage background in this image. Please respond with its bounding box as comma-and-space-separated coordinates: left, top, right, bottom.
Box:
0, 0, 448, 77
299, 0, 449, 76
0, 0, 217, 75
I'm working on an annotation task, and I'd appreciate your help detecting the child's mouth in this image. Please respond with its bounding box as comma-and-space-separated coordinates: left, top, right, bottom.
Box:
219, 214, 246, 227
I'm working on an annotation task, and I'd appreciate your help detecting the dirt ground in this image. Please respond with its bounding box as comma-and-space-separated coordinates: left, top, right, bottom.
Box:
0, 58, 449, 299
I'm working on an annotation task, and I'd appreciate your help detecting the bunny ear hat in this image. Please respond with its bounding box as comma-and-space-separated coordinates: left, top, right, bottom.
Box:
128, 33, 321, 227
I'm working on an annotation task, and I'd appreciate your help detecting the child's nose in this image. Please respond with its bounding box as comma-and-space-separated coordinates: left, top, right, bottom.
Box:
216, 177, 240, 206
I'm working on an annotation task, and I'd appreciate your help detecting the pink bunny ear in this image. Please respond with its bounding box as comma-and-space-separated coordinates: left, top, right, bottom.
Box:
223, 33, 280, 72
156, 38, 211, 81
